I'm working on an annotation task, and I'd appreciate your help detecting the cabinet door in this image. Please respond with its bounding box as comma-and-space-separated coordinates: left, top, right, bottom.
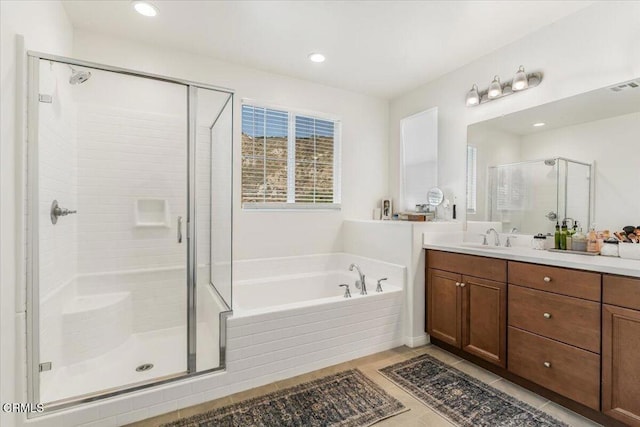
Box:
427, 269, 461, 347
461, 275, 506, 367
602, 304, 640, 426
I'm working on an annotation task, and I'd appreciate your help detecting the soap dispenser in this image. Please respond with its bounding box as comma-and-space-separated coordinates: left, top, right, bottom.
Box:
572, 223, 587, 252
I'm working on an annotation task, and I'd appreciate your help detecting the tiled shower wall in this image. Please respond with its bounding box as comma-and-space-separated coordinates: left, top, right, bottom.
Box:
75, 103, 188, 330
76, 103, 187, 274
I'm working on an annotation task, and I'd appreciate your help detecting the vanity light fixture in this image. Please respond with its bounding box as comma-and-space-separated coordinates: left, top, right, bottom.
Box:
132, 1, 158, 17
488, 76, 502, 99
308, 53, 326, 63
512, 65, 528, 90
465, 66, 542, 107
465, 84, 480, 106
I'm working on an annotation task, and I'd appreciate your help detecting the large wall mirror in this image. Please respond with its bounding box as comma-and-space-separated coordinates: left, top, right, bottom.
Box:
466, 78, 640, 235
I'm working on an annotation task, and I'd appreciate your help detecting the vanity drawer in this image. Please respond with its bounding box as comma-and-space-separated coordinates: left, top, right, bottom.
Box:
508, 285, 600, 353
508, 261, 601, 301
508, 327, 600, 410
428, 250, 506, 282
603, 274, 640, 310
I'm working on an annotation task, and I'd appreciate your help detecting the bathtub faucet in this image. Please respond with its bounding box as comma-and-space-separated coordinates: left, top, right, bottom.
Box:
349, 263, 367, 295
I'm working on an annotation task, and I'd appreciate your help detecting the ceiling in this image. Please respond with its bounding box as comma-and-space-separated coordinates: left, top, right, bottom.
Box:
61, 1, 593, 99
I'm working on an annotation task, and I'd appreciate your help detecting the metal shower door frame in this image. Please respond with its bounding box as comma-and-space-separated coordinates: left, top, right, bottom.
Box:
25, 51, 234, 414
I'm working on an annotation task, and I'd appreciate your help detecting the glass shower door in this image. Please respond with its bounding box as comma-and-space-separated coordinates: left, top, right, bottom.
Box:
489, 160, 558, 234
32, 58, 189, 404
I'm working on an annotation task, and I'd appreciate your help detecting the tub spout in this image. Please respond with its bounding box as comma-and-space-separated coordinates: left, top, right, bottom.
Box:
349, 263, 367, 295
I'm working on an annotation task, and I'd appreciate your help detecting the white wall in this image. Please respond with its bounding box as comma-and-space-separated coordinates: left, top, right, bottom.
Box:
1, 2, 74, 426
389, 2, 640, 219
521, 112, 640, 231
71, 30, 390, 261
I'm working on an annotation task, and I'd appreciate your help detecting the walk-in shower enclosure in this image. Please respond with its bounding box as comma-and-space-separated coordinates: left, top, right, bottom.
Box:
26, 52, 233, 410
487, 157, 592, 235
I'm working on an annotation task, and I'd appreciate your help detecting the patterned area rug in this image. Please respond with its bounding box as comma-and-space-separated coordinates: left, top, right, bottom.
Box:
379, 353, 568, 427
163, 369, 407, 427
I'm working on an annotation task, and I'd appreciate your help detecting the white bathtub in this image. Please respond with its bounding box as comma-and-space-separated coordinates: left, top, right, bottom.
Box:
234, 271, 402, 314
225, 253, 406, 390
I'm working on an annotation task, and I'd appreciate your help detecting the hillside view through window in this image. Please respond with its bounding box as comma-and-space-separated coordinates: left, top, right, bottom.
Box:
241, 105, 339, 207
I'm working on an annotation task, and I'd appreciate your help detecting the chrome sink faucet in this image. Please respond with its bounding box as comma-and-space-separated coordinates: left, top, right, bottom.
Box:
486, 228, 501, 246
349, 263, 367, 295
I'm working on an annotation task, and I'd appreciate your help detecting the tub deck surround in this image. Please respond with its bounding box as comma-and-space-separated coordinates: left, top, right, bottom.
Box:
233, 272, 402, 314
228, 253, 406, 382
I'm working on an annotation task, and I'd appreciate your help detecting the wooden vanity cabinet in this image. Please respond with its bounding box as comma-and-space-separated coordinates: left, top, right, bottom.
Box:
507, 261, 601, 410
425, 250, 640, 425
602, 275, 640, 426
426, 250, 507, 367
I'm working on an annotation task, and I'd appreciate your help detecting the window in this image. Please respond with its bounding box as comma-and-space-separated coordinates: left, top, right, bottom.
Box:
241, 103, 340, 209
466, 145, 477, 214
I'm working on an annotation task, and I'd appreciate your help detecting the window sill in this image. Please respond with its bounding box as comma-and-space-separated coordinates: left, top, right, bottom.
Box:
242, 202, 341, 211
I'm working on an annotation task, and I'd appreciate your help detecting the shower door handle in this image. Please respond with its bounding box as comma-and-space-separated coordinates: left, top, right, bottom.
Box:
177, 216, 183, 243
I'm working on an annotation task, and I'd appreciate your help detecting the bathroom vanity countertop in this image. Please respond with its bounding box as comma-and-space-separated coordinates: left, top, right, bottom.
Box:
423, 243, 640, 278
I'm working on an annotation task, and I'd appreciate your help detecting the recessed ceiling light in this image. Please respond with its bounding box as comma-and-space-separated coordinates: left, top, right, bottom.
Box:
533, 122, 546, 127
308, 53, 326, 63
132, 1, 158, 17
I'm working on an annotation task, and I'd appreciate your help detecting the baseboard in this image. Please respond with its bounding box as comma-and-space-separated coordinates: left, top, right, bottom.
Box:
404, 334, 430, 348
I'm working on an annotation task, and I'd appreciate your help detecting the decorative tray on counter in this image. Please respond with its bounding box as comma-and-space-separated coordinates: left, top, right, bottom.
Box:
547, 248, 600, 256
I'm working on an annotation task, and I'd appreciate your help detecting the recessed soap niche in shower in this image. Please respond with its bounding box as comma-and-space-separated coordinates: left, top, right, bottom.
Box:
134, 198, 170, 227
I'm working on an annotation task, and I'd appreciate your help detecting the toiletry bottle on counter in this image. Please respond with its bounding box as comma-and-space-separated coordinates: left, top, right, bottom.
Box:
554, 222, 561, 249
567, 223, 576, 250
560, 220, 568, 250
573, 226, 587, 252
587, 224, 598, 253
532, 234, 547, 250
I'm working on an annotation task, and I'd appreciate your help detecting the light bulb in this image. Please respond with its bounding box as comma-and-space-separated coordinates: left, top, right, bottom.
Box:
512, 65, 528, 91
465, 84, 480, 106
488, 75, 502, 99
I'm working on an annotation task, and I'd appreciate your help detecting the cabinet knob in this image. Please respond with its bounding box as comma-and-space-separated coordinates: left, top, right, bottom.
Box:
455, 282, 460, 287
543, 361, 552, 368
543, 276, 552, 283
460, 283, 466, 288
543, 312, 552, 319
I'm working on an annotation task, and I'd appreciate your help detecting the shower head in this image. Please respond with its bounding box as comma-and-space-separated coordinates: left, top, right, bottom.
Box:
544, 159, 556, 166
69, 66, 91, 85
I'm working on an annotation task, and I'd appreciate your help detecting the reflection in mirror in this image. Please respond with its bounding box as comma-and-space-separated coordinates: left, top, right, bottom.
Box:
467, 77, 640, 235
427, 187, 444, 206
485, 158, 591, 235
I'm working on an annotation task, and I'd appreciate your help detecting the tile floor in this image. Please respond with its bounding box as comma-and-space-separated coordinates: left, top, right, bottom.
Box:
127, 344, 602, 427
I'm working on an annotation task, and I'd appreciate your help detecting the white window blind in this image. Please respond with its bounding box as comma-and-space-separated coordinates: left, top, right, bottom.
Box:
467, 145, 477, 214
241, 104, 340, 208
